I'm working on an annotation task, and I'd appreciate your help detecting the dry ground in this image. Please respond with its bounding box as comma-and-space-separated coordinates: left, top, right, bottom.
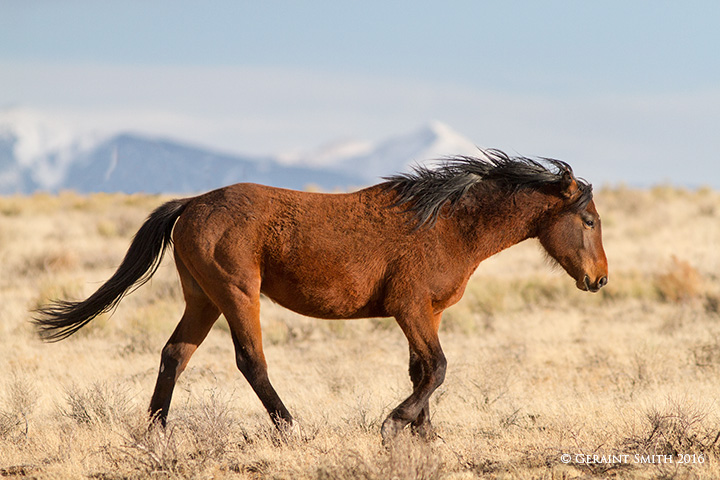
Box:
0, 186, 719, 479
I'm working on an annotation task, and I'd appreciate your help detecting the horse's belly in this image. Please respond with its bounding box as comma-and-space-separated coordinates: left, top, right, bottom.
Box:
260, 270, 387, 320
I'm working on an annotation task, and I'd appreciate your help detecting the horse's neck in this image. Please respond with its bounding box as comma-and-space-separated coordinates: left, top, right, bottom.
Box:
456, 189, 551, 265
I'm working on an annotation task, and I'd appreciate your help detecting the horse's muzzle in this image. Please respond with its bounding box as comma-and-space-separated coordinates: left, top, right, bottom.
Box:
580, 274, 608, 293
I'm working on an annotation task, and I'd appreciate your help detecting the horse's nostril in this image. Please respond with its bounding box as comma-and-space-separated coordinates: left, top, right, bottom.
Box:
598, 276, 608, 289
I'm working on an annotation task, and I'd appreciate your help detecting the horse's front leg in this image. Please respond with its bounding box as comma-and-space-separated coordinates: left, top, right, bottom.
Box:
382, 310, 446, 444
408, 347, 435, 439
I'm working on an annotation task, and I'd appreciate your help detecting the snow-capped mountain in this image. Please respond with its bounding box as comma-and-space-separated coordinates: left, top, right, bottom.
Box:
280, 121, 479, 182
335, 121, 479, 181
0, 108, 480, 194
0, 108, 107, 193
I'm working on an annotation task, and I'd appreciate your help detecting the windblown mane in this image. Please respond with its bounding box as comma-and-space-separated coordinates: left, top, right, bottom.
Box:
382, 149, 593, 228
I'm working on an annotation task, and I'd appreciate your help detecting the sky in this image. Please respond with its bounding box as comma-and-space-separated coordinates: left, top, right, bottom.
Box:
1, 1, 719, 187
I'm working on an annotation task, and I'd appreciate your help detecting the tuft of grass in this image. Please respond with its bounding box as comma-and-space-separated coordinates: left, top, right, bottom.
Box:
59, 382, 134, 427
704, 292, 720, 316
0, 197, 23, 216
692, 335, 720, 368
655, 256, 704, 303
20, 249, 80, 276
175, 388, 238, 459
117, 423, 191, 477
111, 389, 249, 478
316, 436, 442, 480
96, 219, 120, 238
624, 398, 720, 458
0, 371, 37, 441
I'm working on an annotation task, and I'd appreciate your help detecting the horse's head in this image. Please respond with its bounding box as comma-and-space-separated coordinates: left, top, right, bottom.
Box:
537, 167, 608, 292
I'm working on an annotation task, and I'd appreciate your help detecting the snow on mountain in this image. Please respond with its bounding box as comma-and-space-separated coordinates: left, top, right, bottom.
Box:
277, 138, 374, 168
333, 121, 479, 181
0, 107, 107, 192
278, 121, 479, 182
0, 109, 480, 194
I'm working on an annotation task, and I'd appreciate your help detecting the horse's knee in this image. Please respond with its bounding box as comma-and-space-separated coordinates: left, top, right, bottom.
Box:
409, 355, 423, 386
411, 349, 446, 386
418, 351, 446, 390
432, 353, 447, 389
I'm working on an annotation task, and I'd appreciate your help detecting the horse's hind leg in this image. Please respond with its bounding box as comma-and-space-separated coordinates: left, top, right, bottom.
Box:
215, 281, 294, 430
149, 257, 221, 425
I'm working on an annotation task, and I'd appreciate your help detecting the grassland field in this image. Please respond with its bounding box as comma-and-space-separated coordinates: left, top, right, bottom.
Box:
0, 186, 719, 479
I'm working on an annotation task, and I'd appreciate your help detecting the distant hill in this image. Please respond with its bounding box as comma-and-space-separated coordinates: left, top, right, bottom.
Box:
0, 108, 479, 194
62, 134, 360, 194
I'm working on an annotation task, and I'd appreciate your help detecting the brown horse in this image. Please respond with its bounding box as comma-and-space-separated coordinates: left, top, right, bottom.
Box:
34, 149, 608, 442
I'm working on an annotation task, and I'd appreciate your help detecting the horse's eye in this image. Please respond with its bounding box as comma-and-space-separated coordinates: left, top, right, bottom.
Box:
583, 218, 595, 228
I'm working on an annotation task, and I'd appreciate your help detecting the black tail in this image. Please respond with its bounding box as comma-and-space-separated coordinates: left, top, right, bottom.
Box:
33, 198, 192, 342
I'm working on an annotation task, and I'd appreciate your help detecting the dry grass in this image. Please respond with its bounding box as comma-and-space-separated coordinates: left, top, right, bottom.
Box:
1, 187, 720, 479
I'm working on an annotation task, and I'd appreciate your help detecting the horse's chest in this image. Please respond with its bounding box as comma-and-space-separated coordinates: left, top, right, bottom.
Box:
430, 273, 472, 312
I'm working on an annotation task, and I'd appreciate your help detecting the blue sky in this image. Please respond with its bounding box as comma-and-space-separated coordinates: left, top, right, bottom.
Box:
1, 1, 719, 186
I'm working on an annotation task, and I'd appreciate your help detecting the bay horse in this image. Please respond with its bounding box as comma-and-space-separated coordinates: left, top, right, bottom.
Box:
34, 149, 608, 442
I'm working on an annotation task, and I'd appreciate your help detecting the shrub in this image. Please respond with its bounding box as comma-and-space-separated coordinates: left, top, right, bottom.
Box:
654, 257, 704, 303
59, 382, 133, 427
0, 372, 37, 440
623, 398, 720, 457
316, 436, 442, 480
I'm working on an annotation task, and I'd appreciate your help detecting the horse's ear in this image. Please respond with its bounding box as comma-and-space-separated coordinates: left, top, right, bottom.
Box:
560, 168, 579, 199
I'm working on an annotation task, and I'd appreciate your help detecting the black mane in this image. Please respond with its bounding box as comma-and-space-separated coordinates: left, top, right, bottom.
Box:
382, 149, 593, 228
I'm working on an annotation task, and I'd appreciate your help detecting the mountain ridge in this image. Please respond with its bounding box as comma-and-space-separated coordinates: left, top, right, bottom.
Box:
0, 109, 479, 194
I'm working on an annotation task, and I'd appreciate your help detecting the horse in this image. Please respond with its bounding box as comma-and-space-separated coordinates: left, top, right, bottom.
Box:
34, 149, 608, 443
